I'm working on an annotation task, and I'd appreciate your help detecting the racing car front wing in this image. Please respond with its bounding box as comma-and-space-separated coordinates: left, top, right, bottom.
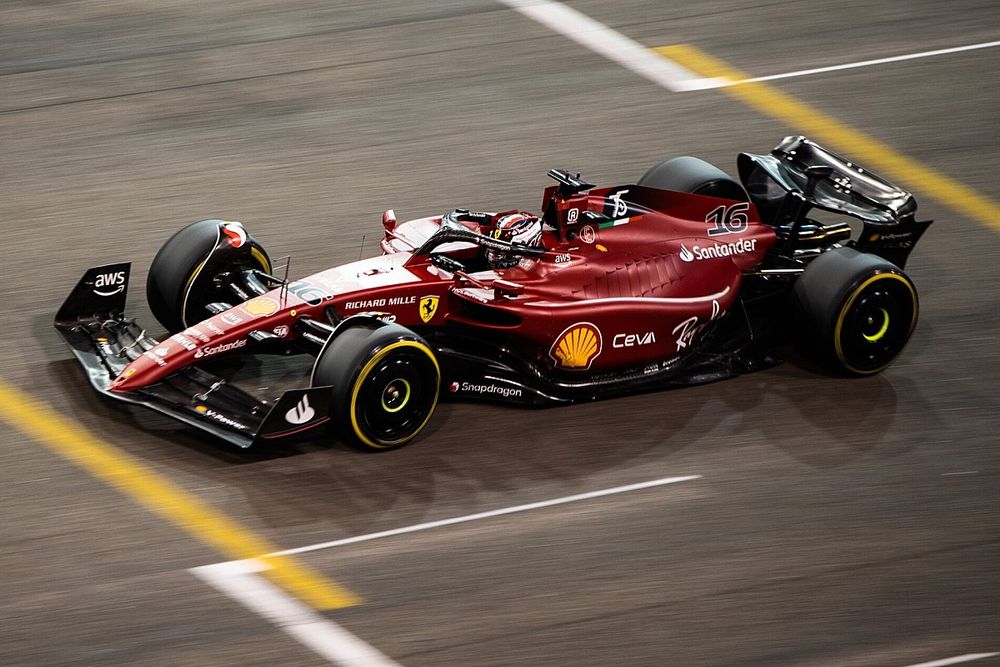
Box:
54, 263, 332, 448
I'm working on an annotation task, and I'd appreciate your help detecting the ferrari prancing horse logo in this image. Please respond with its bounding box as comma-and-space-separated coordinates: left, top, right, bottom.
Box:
419, 295, 439, 323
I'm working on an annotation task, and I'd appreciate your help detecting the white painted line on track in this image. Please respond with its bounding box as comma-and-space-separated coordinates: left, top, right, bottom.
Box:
495, 0, 721, 92
717, 40, 1000, 87
271, 475, 702, 557
900, 653, 1000, 667
193, 475, 700, 663
192, 560, 400, 667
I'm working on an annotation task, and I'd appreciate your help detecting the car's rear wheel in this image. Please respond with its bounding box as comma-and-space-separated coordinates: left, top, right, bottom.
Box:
147, 219, 271, 332
312, 319, 440, 450
638, 156, 748, 201
794, 247, 918, 375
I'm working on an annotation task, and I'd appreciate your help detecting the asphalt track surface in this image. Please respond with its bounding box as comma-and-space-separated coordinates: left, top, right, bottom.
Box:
2, 1, 998, 665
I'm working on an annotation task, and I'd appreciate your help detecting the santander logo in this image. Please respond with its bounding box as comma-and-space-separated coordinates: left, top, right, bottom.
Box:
285, 395, 316, 424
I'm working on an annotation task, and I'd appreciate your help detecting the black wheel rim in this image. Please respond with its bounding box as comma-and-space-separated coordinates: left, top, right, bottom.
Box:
837, 275, 916, 374
355, 348, 438, 446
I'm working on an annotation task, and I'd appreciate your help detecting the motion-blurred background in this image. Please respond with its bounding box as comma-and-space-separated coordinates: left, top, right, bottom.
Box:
1, 1, 998, 665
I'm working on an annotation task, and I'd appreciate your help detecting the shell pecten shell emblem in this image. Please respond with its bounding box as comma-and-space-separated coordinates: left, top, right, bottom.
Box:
550, 322, 602, 370
241, 297, 279, 317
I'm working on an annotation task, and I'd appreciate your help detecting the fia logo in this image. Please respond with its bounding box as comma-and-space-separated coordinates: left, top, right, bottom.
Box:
93, 271, 126, 297
285, 394, 316, 425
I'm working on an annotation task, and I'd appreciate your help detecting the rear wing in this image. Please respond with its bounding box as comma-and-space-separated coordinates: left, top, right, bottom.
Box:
737, 136, 932, 267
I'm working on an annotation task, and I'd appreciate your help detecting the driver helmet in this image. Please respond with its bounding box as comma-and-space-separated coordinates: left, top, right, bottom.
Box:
486, 212, 543, 269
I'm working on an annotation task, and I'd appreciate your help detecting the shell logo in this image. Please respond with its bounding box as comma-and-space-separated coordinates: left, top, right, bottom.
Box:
550, 322, 602, 370
242, 297, 279, 317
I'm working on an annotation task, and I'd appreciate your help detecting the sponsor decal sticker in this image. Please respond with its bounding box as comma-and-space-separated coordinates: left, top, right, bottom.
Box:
579, 225, 596, 244
221, 222, 247, 248
183, 326, 210, 343
454, 381, 523, 398
550, 322, 602, 370
679, 238, 757, 262
672, 300, 723, 350
193, 338, 247, 359
453, 288, 490, 304
195, 404, 246, 431
419, 295, 439, 323
95, 337, 114, 357
171, 333, 198, 351
285, 395, 316, 425
242, 297, 279, 317
272, 325, 289, 338
567, 208, 579, 222
154, 347, 169, 357
606, 189, 630, 218
92, 270, 126, 297
869, 231, 915, 248
143, 350, 168, 367
613, 331, 656, 348
342, 296, 416, 311
221, 312, 244, 326
449, 381, 460, 393
554, 253, 572, 264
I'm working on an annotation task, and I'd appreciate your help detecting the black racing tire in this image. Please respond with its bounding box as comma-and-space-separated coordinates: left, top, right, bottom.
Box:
794, 247, 918, 375
638, 156, 748, 202
313, 320, 440, 450
146, 219, 271, 333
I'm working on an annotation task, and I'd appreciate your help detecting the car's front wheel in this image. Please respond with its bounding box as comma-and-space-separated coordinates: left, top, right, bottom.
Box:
146, 219, 272, 332
312, 319, 441, 450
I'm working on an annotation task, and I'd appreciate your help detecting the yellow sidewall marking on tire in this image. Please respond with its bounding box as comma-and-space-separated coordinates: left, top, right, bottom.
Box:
0, 381, 360, 610
350, 341, 440, 449
185, 246, 271, 294
654, 44, 1000, 235
250, 246, 272, 274
834, 273, 918, 375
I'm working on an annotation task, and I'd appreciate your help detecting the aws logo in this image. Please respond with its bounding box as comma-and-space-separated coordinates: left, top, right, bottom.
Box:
550, 322, 602, 370
93, 271, 126, 297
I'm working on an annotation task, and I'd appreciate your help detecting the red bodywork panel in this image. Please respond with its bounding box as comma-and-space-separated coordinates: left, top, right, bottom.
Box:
111, 185, 776, 391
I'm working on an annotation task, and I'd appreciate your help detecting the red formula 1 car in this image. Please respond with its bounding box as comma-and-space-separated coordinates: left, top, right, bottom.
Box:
56, 136, 931, 450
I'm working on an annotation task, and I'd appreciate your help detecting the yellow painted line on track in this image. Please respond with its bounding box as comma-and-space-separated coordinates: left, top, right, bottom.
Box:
0, 380, 360, 610
655, 44, 1000, 234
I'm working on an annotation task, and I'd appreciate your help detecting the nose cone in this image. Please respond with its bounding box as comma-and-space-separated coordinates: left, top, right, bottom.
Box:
107, 314, 256, 392
108, 334, 197, 391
